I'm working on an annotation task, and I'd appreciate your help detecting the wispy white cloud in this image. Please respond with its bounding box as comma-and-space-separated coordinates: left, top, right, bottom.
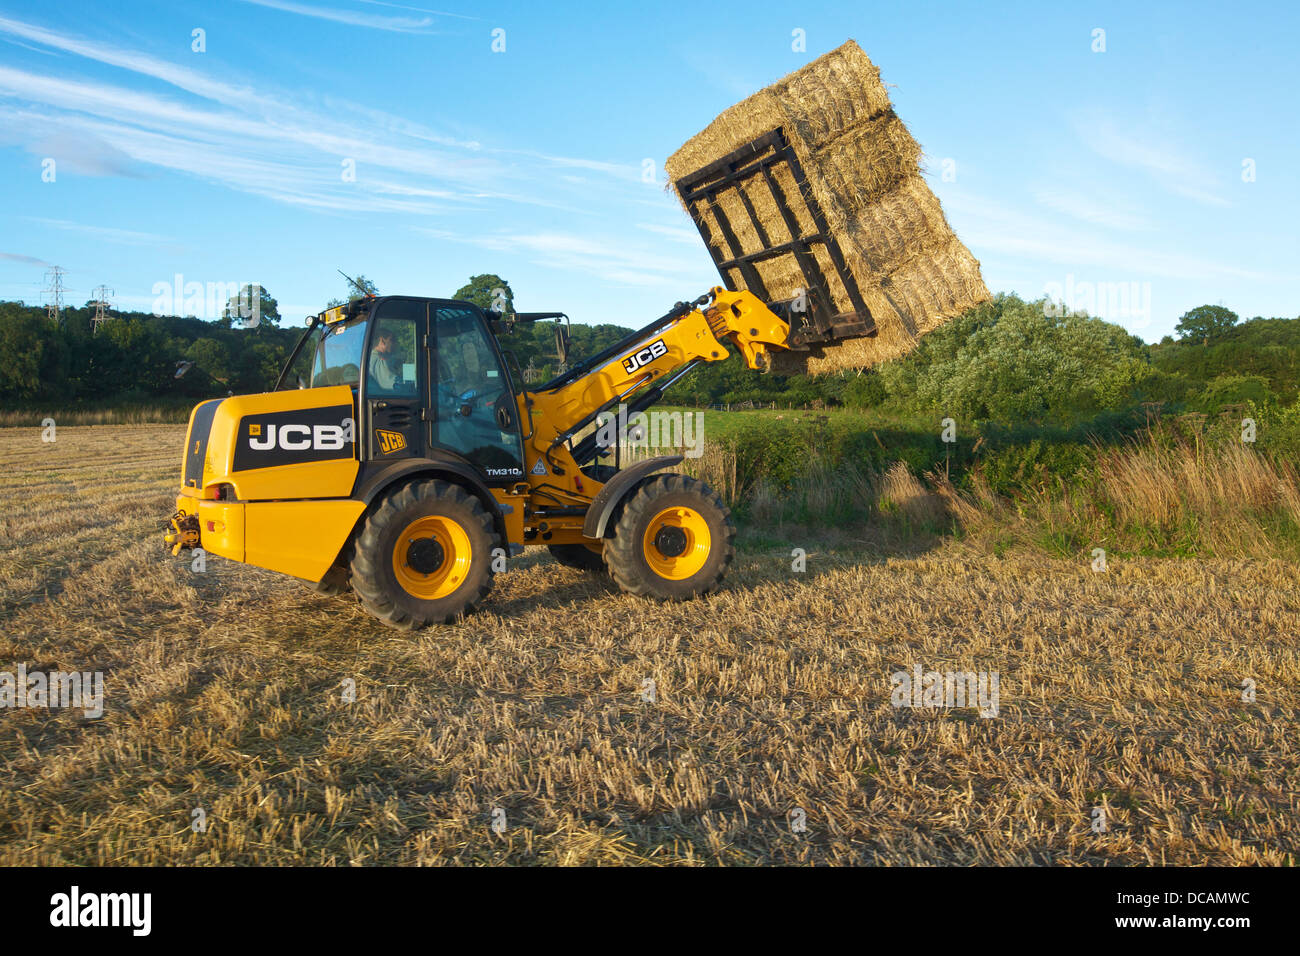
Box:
237, 0, 441, 34
28, 218, 173, 245
1074, 111, 1231, 208
0, 14, 633, 216
946, 190, 1275, 282
31, 128, 144, 177
352, 1, 478, 20
0, 35, 56, 56
0, 14, 274, 113
1031, 185, 1152, 232
0, 251, 53, 267
414, 227, 714, 288
636, 222, 699, 244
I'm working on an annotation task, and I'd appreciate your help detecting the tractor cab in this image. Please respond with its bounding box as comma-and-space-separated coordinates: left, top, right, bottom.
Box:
301, 296, 526, 485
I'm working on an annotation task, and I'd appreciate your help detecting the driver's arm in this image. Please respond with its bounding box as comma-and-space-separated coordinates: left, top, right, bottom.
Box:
370, 353, 396, 390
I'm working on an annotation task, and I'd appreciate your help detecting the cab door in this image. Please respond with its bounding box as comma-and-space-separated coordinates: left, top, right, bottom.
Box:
432, 305, 524, 483
362, 298, 428, 461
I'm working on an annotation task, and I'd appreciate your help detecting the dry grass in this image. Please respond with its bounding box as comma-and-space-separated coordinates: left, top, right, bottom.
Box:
1, 425, 1296, 865
0, 405, 192, 428
942, 438, 1300, 560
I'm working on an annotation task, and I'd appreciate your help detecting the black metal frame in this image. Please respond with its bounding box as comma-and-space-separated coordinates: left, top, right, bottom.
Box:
677, 127, 875, 347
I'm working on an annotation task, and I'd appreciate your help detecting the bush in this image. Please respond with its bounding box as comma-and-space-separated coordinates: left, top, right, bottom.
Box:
1191, 374, 1277, 413
878, 294, 1151, 424
976, 440, 1097, 497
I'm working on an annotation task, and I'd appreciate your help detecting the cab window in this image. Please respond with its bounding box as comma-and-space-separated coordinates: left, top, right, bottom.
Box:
367, 300, 423, 397
434, 306, 523, 476
312, 318, 367, 387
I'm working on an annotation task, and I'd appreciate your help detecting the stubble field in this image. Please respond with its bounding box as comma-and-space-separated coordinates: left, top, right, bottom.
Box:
0, 424, 1296, 865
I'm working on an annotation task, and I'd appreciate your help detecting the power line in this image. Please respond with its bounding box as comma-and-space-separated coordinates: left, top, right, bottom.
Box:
91, 284, 116, 333
42, 266, 67, 326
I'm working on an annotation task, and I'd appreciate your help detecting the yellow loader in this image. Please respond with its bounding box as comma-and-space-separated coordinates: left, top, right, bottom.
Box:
165, 138, 879, 628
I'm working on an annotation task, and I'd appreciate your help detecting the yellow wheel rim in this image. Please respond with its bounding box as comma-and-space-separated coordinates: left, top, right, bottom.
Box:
392, 515, 472, 600
642, 506, 711, 580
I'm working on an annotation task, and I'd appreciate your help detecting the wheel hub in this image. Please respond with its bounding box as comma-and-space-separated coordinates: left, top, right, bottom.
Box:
653, 525, 688, 558
406, 537, 445, 575
391, 513, 472, 600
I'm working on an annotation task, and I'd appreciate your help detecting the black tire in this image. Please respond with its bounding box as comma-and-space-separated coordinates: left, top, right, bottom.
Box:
604, 474, 735, 600
548, 542, 607, 572
299, 562, 351, 596
349, 479, 496, 629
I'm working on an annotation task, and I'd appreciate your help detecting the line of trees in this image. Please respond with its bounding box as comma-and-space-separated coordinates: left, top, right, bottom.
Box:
1, 270, 1294, 426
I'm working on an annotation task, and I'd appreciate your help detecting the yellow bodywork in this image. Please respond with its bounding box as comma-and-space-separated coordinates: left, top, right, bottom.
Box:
170, 385, 363, 582
200, 386, 358, 500
245, 500, 366, 581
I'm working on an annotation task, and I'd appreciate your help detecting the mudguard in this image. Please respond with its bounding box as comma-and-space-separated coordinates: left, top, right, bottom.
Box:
582, 455, 684, 539
352, 455, 512, 547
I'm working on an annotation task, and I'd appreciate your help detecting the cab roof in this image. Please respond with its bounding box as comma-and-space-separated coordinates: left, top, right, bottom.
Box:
319, 295, 485, 325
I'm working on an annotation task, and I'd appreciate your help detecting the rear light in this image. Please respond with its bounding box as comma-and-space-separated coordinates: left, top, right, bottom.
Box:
205, 519, 226, 533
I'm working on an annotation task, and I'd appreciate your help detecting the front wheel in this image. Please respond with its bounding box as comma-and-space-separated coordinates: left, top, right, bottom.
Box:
604, 474, 735, 600
350, 479, 496, 629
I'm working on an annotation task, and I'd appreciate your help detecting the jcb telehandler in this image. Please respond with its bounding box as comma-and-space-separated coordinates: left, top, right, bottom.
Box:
164, 134, 878, 628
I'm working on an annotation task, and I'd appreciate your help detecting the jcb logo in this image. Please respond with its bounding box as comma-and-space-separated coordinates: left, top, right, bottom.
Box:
376, 429, 407, 454
622, 338, 667, 374
249, 423, 348, 451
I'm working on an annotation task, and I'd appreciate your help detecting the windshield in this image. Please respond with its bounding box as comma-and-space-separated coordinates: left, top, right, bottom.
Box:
311, 318, 368, 388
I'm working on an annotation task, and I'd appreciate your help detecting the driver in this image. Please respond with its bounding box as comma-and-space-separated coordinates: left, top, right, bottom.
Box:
370, 329, 398, 391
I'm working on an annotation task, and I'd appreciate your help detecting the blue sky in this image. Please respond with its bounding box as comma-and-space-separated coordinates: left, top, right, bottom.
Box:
0, 0, 1295, 340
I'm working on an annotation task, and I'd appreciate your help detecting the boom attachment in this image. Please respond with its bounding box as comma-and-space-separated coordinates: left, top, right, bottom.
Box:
676, 129, 876, 348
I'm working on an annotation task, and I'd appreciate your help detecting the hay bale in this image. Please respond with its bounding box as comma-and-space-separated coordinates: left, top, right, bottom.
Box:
665, 40, 989, 375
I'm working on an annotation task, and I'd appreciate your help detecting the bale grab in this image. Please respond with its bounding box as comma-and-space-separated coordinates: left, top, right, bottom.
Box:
666, 40, 990, 374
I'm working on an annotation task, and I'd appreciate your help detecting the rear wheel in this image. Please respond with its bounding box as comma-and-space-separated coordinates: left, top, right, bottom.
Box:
300, 562, 351, 596
548, 542, 606, 572
604, 474, 735, 600
350, 479, 495, 629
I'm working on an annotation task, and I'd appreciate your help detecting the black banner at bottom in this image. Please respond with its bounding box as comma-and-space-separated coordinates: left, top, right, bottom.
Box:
2, 865, 1281, 943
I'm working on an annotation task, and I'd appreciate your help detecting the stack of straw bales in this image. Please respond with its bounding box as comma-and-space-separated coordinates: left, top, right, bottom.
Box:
665, 40, 989, 374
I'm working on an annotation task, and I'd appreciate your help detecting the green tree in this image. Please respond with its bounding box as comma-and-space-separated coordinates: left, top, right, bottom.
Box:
221, 284, 281, 328
1175, 304, 1238, 345
453, 274, 513, 313
880, 294, 1150, 424
327, 274, 379, 307
1194, 373, 1276, 412
0, 307, 50, 397
186, 337, 232, 386
98, 316, 172, 394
